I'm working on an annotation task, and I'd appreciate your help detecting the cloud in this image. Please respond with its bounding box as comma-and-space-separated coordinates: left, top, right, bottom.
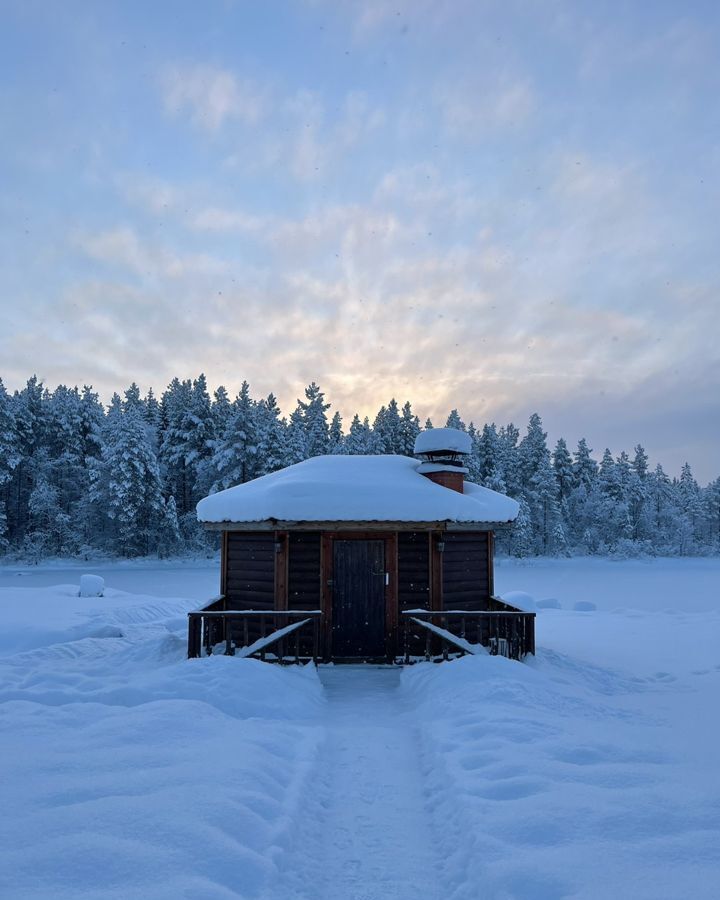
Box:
75, 227, 230, 279
435, 75, 535, 136
189, 207, 269, 233
160, 64, 265, 130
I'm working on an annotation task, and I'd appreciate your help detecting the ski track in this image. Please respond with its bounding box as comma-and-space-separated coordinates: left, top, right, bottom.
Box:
272, 666, 443, 900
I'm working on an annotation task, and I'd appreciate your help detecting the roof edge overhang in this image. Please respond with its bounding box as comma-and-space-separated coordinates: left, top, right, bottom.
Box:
200, 519, 514, 532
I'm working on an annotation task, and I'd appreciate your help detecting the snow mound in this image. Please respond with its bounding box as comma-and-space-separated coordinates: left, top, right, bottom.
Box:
536, 597, 562, 609
79, 574, 104, 597
574, 600, 597, 612
197, 455, 519, 524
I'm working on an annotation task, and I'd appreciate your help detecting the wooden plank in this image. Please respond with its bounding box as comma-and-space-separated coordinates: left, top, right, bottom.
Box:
385, 532, 398, 658
236, 618, 311, 658
321, 533, 332, 660
430, 531, 443, 611
275, 530, 288, 611
488, 530, 495, 598
187, 615, 202, 658
220, 531, 228, 602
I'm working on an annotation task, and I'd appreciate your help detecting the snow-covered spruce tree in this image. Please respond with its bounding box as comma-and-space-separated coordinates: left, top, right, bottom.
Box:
144, 387, 161, 436
373, 400, 403, 454
445, 409, 466, 431
704, 477, 720, 551
328, 411, 344, 454
159, 377, 193, 512
398, 401, 421, 457
509, 497, 533, 557
497, 423, 521, 496
285, 406, 309, 464
255, 394, 288, 475
465, 423, 482, 484
156, 495, 182, 558
476, 423, 500, 485
518, 414, 559, 553
345, 414, 373, 455
297, 382, 330, 458
6, 376, 45, 545
122, 382, 143, 412
25, 467, 70, 559
678, 462, 704, 552
551, 520, 569, 557
0, 378, 20, 551
552, 438, 574, 503
90, 405, 164, 556
572, 438, 598, 490
207, 381, 259, 491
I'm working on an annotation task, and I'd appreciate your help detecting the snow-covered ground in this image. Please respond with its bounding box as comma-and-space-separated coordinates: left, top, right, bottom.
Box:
0, 557, 219, 599
1, 559, 719, 898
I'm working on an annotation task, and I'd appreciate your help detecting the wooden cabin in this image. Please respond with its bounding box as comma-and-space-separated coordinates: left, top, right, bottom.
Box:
188, 428, 535, 663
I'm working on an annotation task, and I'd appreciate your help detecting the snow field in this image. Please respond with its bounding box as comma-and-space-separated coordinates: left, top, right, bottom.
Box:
0, 586, 325, 900
2, 560, 720, 899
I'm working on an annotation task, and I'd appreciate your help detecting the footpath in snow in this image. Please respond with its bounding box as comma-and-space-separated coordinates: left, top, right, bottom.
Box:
269, 667, 442, 900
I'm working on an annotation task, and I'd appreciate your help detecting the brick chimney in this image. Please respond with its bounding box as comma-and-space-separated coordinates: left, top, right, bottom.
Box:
421, 468, 465, 493
413, 427, 471, 494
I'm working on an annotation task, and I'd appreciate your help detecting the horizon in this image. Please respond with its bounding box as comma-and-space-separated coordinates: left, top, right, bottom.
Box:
2, 1, 718, 482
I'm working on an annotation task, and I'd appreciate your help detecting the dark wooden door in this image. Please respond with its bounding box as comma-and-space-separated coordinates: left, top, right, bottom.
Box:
332, 540, 386, 657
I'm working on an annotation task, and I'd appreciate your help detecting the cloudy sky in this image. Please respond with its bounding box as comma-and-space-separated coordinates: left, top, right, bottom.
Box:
1, 0, 718, 480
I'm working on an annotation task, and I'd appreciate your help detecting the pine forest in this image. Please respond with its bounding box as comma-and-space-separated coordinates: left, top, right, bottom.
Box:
1, 374, 718, 561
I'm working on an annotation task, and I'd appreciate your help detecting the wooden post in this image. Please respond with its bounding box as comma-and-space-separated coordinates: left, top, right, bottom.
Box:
187, 615, 201, 659
488, 531, 495, 601
321, 533, 333, 661
220, 531, 228, 608
385, 532, 398, 661
430, 531, 443, 612
274, 530, 289, 611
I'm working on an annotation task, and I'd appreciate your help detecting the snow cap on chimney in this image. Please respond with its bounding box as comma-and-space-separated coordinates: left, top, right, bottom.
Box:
414, 427, 470, 493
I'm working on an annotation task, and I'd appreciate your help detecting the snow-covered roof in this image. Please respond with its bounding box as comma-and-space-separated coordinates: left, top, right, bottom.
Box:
414, 427, 472, 456
197, 455, 518, 525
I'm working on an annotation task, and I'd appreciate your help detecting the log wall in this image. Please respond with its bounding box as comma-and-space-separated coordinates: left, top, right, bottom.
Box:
225, 532, 275, 609
441, 532, 491, 609
398, 531, 431, 611
288, 531, 322, 610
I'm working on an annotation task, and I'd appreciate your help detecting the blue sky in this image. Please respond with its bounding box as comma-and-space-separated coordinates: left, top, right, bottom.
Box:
1, 0, 718, 480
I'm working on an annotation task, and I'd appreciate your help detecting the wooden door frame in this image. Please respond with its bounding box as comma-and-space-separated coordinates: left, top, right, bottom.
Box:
320, 531, 398, 660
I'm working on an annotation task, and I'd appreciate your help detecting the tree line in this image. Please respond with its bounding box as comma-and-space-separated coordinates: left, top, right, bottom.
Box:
0, 374, 718, 560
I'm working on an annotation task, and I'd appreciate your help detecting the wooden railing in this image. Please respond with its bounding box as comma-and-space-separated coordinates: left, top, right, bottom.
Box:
187, 606, 322, 664
401, 607, 535, 662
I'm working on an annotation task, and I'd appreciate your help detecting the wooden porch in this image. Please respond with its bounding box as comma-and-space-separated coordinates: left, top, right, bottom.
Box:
187, 598, 535, 663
